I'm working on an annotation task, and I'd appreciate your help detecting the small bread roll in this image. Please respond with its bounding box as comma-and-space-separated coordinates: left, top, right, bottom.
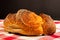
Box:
40, 13, 56, 35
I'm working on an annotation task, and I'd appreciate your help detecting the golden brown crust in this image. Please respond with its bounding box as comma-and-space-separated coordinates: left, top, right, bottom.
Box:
40, 13, 56, 35
4, 9, 44, 36
4, 9, 56, 36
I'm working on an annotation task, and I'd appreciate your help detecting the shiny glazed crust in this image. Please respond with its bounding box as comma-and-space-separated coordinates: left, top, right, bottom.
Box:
4, 9, 44, 36
40, 13, 56, 35
4, 9, 56, 36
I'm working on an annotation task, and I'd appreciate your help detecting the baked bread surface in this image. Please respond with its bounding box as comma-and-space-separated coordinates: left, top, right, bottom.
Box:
4, 9, 56, 36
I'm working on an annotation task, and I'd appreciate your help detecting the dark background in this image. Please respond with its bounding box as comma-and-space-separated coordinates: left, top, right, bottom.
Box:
0, 0, 60, 20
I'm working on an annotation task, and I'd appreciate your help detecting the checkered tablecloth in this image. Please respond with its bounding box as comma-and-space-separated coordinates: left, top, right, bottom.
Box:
0, 19, 60, 40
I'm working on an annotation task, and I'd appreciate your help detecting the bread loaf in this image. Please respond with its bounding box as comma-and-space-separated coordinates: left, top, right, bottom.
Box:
4, 9, 56, 36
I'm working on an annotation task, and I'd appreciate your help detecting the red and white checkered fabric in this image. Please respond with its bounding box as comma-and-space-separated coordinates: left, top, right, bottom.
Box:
0, 19, 60, 40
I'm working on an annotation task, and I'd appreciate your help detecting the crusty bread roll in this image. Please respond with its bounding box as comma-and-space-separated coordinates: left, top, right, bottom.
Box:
4, 9, 56, 36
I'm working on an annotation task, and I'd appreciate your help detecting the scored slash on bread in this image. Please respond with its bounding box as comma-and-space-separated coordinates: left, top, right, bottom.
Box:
4, 9, 56, 36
